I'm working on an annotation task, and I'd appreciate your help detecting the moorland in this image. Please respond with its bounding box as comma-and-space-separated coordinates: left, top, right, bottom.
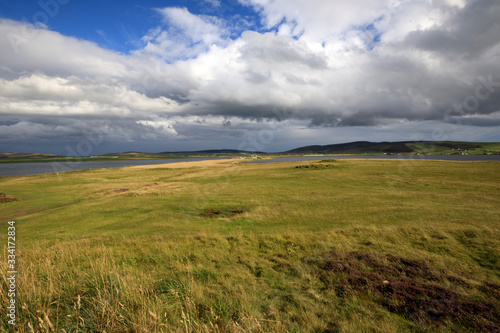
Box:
1, 158, 499, 332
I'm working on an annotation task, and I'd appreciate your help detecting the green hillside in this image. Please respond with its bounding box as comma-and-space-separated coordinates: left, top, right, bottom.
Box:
287, 141, 500, 155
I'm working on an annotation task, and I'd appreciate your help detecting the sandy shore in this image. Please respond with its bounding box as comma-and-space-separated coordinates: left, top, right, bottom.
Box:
126, 158, 238, 170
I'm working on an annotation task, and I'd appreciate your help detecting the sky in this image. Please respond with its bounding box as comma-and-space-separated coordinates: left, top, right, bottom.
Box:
0, 0, 499, 154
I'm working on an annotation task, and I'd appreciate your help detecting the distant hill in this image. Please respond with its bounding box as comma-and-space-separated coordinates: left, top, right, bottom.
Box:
286, 141, 500, 155
3, 142, 499, 160
93, 142, 500, 156
286, 141, 413, 154
0, 152, 65, 159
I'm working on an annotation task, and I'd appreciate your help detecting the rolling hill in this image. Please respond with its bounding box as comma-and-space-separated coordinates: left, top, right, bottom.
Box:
285, 141, 500, 155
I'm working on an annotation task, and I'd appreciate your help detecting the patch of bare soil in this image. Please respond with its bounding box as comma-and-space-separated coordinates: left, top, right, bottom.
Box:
199, 208, 245, 218
304, 250, 500, 332
0, 193, 19, 203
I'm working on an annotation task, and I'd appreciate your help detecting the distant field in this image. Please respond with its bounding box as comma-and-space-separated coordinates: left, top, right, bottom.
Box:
0, 152, 263, 164
1, 159, 499, 332
2, 141, 499, 165
287, 141, 500, 155
0, 152, 196, 164
408, 142, 500, 155
0, 152, 65, 163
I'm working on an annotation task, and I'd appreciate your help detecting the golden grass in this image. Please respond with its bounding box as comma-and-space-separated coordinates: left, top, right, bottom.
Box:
127, 158, 238, 170
1, 159, 499, 332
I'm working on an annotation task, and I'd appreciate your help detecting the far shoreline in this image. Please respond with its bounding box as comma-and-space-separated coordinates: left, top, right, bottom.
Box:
2, 154, 499, 178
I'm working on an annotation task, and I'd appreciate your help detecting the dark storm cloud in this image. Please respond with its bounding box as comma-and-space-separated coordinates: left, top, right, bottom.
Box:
404, 0, 500, 59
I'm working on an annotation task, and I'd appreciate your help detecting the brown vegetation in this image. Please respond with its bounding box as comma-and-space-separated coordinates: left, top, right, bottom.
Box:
199, 208, 246, 218
305, 250, 500, 332
0, 192, 19, 203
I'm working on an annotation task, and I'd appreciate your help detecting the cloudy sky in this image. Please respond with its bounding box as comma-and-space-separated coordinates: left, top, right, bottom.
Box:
0, 0, 499, 154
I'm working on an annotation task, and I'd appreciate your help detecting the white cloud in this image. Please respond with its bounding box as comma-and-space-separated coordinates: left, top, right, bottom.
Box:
240, 0, 394, 41
0, 73, 180, 117
0, 19, 127, 78
1, 0, 500, 152
158, 7, 224, 45
137, 117, 180, 137
136, 7, 227, 60
202, 0, 222, 8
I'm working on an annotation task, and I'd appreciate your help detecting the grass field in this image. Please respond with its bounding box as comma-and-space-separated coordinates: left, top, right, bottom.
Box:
408, 142, 500, 155
1, 158, 499, 332
0, 152, 208, 164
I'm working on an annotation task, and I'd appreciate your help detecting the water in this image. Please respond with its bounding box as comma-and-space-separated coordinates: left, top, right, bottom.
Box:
0, 158, 222, 177
2, 155, 499, 177
251, 155, 500, 164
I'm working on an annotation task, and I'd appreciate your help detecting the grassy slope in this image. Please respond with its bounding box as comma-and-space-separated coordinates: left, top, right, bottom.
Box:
0, 154, 196, 164
408, 142, 500, 155
288, 141, 500, 155
3, 141, 500, 164
1, 159, 499, 332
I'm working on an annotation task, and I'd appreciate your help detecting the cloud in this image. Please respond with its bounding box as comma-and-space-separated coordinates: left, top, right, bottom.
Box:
137, 7, 227, 60
202, 0, 222, 8
447, 111, 500, 127
1, 0, 500, 153
0, 19, 127, 77
239, 0, 403, 42
403, 0, 500, 59
158, 7, 225, 45
0, 73, 180, 117
239, 31, 327, 69
180, 0, 500, 127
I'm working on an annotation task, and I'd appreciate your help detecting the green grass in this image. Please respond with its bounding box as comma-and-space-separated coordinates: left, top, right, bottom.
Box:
408, 141, 500, 155
1, 159, 499, 332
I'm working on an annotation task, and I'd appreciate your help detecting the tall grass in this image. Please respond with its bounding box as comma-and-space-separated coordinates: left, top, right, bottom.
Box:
1, 159, 499, 331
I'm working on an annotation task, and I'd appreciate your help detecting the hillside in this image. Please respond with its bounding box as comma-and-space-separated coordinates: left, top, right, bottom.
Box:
286, 141, 500, 155
2, 142, 499, 162
0, 152, 64, 159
